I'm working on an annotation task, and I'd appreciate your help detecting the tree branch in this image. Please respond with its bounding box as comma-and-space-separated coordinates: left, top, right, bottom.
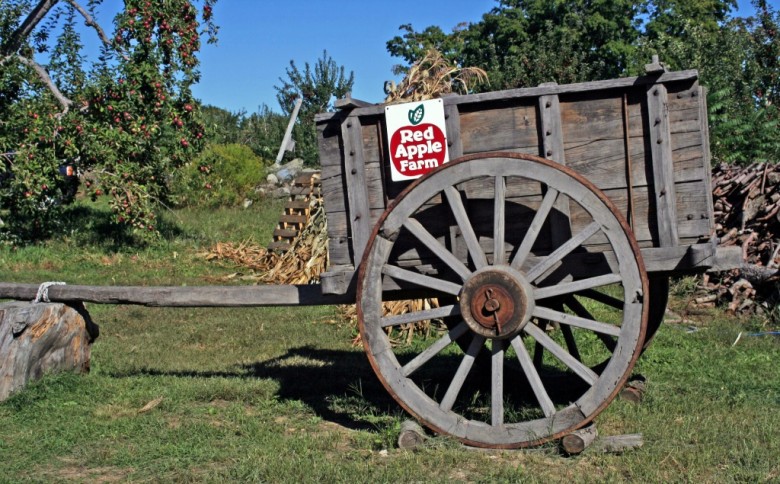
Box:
15, 55, 73, 116
65, 0, 111, 47
0, 0, 60, 57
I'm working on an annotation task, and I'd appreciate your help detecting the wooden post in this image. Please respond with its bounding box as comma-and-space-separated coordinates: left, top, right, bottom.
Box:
340, 115, 372, 265
275, 97, 303, 166
647, 83, 679, 247
538, 86, 573, 248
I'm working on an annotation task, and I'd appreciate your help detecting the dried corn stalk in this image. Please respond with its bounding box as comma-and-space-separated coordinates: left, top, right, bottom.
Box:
203, 194, 328, 285
339, 298, 446, 347
384, 48, 488, 103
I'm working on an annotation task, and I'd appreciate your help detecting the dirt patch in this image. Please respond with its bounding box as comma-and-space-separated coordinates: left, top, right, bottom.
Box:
38, 459, 134, 483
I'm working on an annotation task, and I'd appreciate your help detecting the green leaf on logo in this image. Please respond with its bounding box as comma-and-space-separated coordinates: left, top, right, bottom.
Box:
408, 105, 424, 125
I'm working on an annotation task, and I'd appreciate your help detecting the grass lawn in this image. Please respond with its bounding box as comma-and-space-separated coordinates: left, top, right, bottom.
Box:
1, 200, 780, 482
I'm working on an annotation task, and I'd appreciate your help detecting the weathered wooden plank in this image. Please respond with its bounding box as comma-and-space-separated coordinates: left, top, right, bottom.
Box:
459, 103, 539, 154
698, 86, 715, 236
341, 115, 373, 264
334, 95, 372, 109
491, 341, 504, 426
539, 89, 572, 249
647, 83, 679, 247
319, 265, 356, 296
320, 160, 384, 213
361, 120, 383, 163
316, 119, 344, 167
0, 283, 354, 307
314, 70, 700, 121
445, 103, 463, 159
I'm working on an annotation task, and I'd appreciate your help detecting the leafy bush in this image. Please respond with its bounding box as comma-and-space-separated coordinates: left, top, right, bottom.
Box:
172, 144, 270, 208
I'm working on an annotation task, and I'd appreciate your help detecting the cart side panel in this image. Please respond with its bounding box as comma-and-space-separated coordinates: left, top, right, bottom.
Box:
554, 78, 713, 249
316, 70, 717, 294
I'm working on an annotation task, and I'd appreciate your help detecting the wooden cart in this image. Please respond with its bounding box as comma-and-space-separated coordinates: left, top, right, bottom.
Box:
1, 66, 742, 449
314, 65, 740, 448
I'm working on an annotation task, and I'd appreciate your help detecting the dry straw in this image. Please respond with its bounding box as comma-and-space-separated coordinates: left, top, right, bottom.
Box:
384, 48, 488, 103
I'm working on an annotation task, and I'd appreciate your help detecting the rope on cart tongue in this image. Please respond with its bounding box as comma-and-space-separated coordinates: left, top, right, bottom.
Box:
33, 281, 66, 303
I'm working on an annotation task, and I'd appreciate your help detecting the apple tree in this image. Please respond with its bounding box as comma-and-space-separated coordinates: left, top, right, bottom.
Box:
0, 0, 217, 242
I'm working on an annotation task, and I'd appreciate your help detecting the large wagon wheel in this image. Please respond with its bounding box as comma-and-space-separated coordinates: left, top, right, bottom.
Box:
357, 152, 648, 448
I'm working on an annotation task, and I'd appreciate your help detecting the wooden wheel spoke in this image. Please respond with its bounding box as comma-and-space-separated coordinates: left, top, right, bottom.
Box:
382, 264, 462, 296
444, 186, 488, 270
381, 304, 461, 328
509, 336, 556, 417
402, 321, 469, 377
491, 340, 504, 426
510, 187, 559, 271
403, 218, 472, 281
440, 334, 486, 412
577, 288, 624, 309
525, 221, 601, 282
532, 306, 622, 337
564, 296, 618, 351
524, 324, 599, 385
534, 273, 622, 300
493, 176, 506, 266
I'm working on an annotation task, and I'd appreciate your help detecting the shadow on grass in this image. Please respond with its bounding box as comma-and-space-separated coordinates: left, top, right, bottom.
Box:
112, 345, 596, 432
118, 346, 398, 432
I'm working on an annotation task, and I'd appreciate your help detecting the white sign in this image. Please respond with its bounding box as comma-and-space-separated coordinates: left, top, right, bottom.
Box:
385, 99, 449, 181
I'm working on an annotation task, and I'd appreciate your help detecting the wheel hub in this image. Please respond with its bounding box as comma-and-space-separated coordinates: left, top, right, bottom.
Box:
459, 267, 535, 339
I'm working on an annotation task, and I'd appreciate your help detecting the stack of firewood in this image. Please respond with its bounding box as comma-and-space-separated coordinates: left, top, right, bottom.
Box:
702, 162, 780, 315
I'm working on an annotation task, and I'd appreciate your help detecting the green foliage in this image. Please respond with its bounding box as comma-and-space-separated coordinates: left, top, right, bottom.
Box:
388, 0, 644, 90
201, 104, 288, 160
386, 23, 468, 75
0, 0, 218, 244
386, 0, 780, 165
274, 50, 354, 166
172, 143, 269, 208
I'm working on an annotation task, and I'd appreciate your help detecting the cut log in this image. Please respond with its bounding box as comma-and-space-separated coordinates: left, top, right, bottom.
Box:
561, 424, 598, 455
592, 434, 644, 453
0, 301, 99, 401
397, 420, 428, 449
619, 377, 647, 404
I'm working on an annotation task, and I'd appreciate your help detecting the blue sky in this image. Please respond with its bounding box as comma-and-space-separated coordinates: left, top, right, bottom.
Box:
191, 0, 496, 111
71, 0, 775, 113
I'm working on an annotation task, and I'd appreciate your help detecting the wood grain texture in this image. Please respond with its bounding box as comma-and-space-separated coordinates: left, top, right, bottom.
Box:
0, 302, 99, 401
647, 83, 679, 246
0, 283, 353, 307
341, 116, 373, 263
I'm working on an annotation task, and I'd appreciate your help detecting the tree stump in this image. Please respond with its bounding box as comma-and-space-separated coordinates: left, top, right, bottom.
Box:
0, 301, 99, 401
